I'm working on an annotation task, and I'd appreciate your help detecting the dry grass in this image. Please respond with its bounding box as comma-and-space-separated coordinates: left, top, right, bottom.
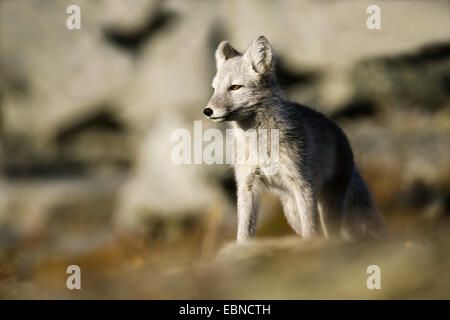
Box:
1, 210, 449, 299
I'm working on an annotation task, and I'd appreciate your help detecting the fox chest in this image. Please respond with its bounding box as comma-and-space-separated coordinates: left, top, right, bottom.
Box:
233, 161, 295, 194
233, 149, 295, 193
231, 129, 300, 191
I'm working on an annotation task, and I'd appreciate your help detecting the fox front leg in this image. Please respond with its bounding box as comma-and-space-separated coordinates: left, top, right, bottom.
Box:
291, 181, 320, 239
279, 192, 302, 237
236, 184, 259, 243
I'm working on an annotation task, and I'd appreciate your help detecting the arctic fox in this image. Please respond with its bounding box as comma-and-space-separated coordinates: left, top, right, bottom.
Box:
203, 36, 387, 242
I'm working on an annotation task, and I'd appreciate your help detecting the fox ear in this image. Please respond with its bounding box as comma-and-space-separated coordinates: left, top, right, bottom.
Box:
245, 35, 273, 74
215, 41, 240, 69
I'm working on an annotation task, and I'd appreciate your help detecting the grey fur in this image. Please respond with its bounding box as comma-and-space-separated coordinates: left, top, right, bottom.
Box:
205, 36, 387, 242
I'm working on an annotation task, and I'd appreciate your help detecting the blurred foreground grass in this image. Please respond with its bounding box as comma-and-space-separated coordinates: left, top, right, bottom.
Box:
0, 213, 449, 299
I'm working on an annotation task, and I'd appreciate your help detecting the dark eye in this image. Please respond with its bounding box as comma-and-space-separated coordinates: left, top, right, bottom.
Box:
228, 85, 242, 91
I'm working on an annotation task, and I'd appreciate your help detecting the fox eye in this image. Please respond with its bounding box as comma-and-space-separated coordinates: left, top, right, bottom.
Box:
228, 85, 242, 91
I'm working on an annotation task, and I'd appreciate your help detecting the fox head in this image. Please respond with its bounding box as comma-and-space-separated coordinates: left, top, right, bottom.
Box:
204, 36, 276, 123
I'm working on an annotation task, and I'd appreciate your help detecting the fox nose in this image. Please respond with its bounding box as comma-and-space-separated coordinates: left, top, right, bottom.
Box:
203, 108, 213, 117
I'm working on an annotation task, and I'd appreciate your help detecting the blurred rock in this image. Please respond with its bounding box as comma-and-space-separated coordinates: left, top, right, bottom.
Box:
0, 0, 135, 145
0, 0, 449, 239
5, 226, 450, 299
0, 174, 125, 240
113, 111, 227, 233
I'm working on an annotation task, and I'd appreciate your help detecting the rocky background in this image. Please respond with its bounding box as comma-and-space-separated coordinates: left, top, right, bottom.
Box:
0, 0, 449, 299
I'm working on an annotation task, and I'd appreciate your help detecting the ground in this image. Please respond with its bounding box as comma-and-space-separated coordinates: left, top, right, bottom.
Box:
1, 213, 449, 299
